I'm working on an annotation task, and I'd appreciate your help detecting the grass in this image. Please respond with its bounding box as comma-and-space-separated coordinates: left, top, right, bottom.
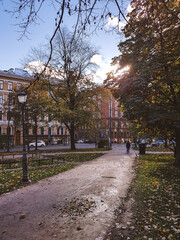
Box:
0, 153, 104, 170
0, 152, 104, 196
133, 146, 173, 152
131, 154, 180, 239
0, 147, 110, 156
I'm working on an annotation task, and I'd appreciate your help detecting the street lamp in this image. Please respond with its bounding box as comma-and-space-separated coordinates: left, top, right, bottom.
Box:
109, 97, 112, 148
18, 89, 29, 182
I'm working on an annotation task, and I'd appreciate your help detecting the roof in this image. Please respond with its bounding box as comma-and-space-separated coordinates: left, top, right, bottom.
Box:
0, 68, 34, 80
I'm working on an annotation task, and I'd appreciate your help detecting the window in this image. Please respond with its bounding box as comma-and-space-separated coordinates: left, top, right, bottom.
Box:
0, 95, 3, 104
61, 127, 63, 135
57, 127, 60, 135
0, 111, 2, 121
7, 126, 11, 135
41, 127, 44, 135
7, 111, 11, 121
115, 110, 118, 118
8, 82, 13, 91
25, 127, 29, 135
17, 83, 21, 90
0, 81, 3, 90
48, 127, 51, 136
32, 126, 36, 135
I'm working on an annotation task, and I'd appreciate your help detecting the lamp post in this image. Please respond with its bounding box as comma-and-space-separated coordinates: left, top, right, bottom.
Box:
18, 89, 29, 182
109, 97, 112, 148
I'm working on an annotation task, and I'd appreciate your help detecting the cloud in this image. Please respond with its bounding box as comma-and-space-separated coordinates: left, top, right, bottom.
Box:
127, 3, 133, 13
90, 54, 104, 65
88, 55, 117, 84
88, 54, 130, 85
105, 17, 126, 32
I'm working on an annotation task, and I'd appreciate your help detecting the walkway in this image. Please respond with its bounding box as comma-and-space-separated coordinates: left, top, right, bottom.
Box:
0, 144, 136, 240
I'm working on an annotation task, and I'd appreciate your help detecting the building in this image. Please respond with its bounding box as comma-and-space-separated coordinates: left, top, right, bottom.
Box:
0, 68, 130, 147
76, 93, 131, 143
0, 68, 70, 146
100, 94, 131, 143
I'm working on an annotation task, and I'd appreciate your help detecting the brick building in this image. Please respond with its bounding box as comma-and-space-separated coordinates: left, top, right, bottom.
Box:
76, 92, 131, 143
100, 94, 130, 143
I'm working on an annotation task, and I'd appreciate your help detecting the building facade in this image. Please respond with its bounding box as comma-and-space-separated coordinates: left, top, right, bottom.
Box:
75, 93, 131, 143
0, 69, 70, 146
0, 68, 130, 147
100, 94, 131, 143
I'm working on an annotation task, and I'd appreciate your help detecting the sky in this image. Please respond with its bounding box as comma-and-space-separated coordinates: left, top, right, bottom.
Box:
0, 0, 131, 84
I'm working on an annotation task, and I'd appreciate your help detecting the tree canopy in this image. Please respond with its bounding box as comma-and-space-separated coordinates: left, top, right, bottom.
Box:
105, 0, 180, 166
26, 29, 103, 150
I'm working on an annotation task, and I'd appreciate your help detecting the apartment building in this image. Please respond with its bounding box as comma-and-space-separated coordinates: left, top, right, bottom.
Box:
0, 68, 130, 147
0, 68, 70, 146
100, 95, 131, 143
76, 93, 131, 143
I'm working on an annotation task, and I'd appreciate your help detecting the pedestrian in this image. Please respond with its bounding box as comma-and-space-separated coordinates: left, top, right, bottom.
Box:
126, 140, 131, 153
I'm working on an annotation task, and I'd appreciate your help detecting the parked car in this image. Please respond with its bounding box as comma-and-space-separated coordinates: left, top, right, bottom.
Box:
29, 140, 46, 148
84, 139, 95, 143
146, 144, 152, 148
156, 140, 165, 145
76, 139, 85, 143
151, 140, 165, 147
131, 143, 136, 148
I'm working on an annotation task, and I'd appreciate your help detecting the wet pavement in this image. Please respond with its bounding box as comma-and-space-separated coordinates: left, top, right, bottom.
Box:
0, 144, 136, 240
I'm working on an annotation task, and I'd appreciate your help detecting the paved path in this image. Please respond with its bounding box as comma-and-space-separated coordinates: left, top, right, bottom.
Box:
0, 144, 136, 240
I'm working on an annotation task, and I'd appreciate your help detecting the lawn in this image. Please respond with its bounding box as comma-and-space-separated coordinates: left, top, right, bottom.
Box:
131, 154, 180, 239
0, 147, 110, 156
133, 146, 173, 152
0, 152, 104, 196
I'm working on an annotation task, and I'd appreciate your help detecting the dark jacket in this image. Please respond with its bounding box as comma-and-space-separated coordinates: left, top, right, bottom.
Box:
126, 141, 131, 149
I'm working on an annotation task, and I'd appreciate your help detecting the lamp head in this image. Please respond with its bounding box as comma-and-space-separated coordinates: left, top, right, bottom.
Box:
18, 89, 27, 103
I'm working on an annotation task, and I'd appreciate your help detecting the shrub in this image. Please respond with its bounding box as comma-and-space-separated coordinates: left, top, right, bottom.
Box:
0, 135, 8, 149
98, 139, 109, 148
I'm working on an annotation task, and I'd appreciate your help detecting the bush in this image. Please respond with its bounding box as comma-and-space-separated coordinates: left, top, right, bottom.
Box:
0, 135, 8, 149
57, 139, 63, 144
98, 139, 109, 148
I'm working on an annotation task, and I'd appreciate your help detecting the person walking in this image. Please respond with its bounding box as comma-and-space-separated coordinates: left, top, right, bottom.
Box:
126, 140, 131, 153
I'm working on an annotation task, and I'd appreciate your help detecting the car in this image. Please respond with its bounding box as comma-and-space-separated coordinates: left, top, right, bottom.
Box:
156, 140, 165, 145
131, 143, 136, 148
76, 139, 85, 143
146, 144, 152, 148
151, 142, 158, 147
151, 140, 165, 147
29, 140, 46, 148
85, 139, 95, 143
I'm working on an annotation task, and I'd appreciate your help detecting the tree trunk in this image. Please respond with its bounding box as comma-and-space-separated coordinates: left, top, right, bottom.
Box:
35, 117, 38, 151
164, 137, 168, 148
174, 128, 180, 167
70, 123, 76, 150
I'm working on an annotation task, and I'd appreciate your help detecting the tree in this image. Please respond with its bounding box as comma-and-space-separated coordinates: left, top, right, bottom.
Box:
4, 0, 131, 83
25, 79, 48, 150
105, 0, 180, 166
49, 30, 103, 150
26, 29, 103, 150
10, 81, 47, 150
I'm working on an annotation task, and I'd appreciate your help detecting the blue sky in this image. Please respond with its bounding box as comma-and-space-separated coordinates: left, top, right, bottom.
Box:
0, 0, 131, 83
